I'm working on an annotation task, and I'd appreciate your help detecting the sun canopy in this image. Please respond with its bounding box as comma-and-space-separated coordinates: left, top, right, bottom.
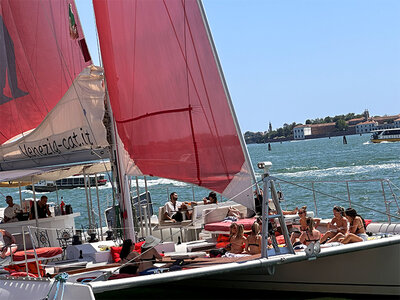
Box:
0, 161, 111, 185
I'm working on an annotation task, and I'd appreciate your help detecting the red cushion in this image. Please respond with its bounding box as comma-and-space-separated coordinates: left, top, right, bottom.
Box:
10, 272, 38, 278
217, 234, 230, 242
134, 241, 145, 254
216, 241, 229, 249
365, 219, 372, 227
204, 218, 256, 232
12, 247, 62, 261
110, 246, 122, 263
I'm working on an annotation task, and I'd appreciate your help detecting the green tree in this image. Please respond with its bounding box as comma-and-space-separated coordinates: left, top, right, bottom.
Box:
335, 119, 348, 131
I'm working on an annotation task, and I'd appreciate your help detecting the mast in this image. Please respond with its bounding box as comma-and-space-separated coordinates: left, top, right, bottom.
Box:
104, 78, 136, 241
197, 0, 258, 189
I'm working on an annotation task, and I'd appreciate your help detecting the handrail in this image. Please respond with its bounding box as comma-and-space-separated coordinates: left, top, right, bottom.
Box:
271, 177, 400, 223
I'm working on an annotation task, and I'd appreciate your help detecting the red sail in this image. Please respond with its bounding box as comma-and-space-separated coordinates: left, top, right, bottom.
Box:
94, 0, 251, 194
0, 0, 91, 145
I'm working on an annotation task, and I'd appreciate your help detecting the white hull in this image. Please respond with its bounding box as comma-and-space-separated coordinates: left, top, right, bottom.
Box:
88, 236, 400, 297
200, 241, 400, 295
0, 277, 95, 300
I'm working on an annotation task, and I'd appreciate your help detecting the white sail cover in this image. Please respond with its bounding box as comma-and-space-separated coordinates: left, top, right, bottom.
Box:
0, 65, 108, 165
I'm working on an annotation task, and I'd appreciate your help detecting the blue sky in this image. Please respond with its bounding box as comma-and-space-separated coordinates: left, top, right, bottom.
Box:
76, 0, 400, 132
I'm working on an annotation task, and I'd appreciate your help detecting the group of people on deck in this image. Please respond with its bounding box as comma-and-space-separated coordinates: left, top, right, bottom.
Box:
291, 205, 368, 248
163, 191, 218, 222
2, 195, 51, 223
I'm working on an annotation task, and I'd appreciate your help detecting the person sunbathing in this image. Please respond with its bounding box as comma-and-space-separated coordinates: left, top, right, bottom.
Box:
226, 223, 246, 254
138, 236, 163, 273
320, 205, 348, 244
299, 217, 321, 246
245, 222, 261, 255
290, 206, 308, 244
328, 208, 368, 244
0, 229, 17, 265
119, 239, 139, 274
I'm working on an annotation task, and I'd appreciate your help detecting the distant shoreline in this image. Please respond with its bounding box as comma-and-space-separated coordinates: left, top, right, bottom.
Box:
246, 131, 366, 144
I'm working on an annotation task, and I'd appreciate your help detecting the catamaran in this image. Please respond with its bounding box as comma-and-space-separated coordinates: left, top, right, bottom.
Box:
0, 1, 399, 299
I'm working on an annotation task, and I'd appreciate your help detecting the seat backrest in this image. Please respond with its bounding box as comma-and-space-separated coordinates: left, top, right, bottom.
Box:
12, 232, 34, 251
203, 204, 247, 224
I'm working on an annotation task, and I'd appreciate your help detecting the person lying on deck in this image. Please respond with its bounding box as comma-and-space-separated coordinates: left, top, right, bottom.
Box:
327, 208, 368, 244
163, 192, 193, 222
0, 229, 17, 259
119, 239, 139, 274
245, 222, 261, 255
203, 191, 218, 205
320, 206, 348, 244
137, 236, 163, 274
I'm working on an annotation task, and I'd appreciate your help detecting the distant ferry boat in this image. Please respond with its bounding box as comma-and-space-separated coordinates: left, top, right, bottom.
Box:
371, 128, 400, 143
27, 174, 107, 192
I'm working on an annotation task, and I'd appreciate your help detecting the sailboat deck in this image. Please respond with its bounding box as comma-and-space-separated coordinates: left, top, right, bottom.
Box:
161, 253, 261, 269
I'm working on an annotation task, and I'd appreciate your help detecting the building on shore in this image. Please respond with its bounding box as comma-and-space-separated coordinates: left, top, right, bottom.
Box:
355, 121, 378, 134
293, 114, 400, 140
293, 125, 311, 139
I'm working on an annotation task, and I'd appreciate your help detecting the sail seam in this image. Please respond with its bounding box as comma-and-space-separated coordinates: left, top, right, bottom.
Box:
163, 0, 231, 183
116, 107, 192, 124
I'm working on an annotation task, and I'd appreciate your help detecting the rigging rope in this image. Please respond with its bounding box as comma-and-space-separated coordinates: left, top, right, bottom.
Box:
42, 272, 69, 300
272, 176, 400, 221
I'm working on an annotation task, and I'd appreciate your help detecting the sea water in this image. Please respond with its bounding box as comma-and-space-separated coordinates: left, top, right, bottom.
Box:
0, 134, 399, 227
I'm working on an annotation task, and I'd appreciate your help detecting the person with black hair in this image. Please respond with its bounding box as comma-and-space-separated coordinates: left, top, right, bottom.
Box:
203, 191, 218, 205
118, 239, 139, 274
328, 208, 368, 244
163, 192, 192, 222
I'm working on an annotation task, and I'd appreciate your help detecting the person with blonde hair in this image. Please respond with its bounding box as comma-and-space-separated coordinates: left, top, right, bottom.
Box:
245, 222, 261, 255
226, 223, 246, 254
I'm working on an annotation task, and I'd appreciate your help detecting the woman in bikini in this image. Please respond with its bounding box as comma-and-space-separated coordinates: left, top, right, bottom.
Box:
290, 206, 308, 244
245, 222, 261, 255
320, 205, 348, 244
299, 217, 321, 246
328, 208, 368, 244
226, 223, 246, 254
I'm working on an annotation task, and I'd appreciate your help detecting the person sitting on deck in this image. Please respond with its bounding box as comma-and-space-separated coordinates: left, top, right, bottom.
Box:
203, 191, 218, 205
225, 223, 247, 254
299, 217, 321, 246
118, 239, 139, 274
290, 206, 309, 244
328, 208, 368, 244
245, 222, 261, 255
320, 205, 348, 244
163, 192, 192, 222
29, 195, 51, 219
137, 236, 163, 274
3, 195, 21, 223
